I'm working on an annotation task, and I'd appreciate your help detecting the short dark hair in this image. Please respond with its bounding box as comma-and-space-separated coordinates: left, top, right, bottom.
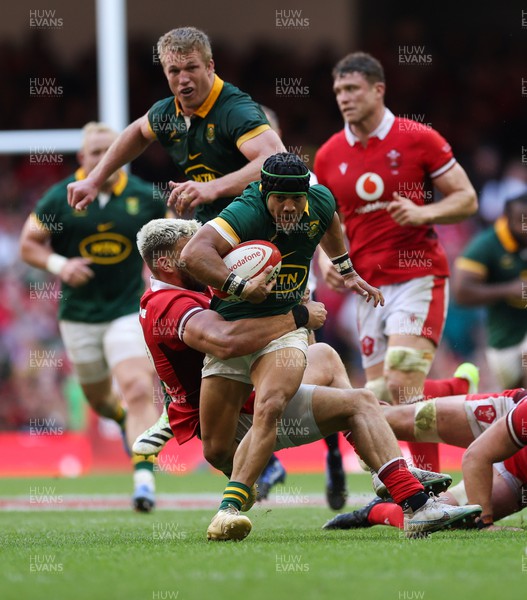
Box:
504, 191, 527, 216
332, 52, 385, 84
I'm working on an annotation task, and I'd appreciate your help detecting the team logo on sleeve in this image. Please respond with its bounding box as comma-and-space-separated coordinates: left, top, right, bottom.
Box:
356, 172, 384, 201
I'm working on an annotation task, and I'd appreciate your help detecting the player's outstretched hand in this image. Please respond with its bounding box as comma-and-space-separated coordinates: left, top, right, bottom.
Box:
304, 300, 327, 330
240, 266, 276, 304
67, 179, 99, 210
342, 271, 384, 307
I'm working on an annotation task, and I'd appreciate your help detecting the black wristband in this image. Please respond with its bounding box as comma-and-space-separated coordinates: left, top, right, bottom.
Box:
221, 272, 237, 293
331, 252, 355, 275
292, 304, 309, 328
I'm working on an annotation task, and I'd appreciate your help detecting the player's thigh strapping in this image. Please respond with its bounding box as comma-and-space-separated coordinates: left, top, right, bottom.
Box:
357, 275, 448, 370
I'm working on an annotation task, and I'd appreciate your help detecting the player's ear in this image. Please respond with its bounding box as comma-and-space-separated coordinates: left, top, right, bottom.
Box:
374, 81, 385, 99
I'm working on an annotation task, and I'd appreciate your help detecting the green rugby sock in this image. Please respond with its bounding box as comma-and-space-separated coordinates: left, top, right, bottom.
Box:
219, 481, 251, 511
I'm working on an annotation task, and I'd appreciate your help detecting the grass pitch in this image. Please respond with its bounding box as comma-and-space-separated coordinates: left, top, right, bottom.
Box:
0, 472, 525, 600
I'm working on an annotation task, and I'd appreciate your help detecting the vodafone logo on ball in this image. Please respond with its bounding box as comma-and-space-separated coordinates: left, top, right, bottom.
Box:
355, 172, 384, 201
227, 250, 264, 272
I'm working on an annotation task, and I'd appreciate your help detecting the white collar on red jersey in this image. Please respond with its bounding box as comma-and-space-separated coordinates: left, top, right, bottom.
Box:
150, 276, 183, 292
344, 108, 395, 146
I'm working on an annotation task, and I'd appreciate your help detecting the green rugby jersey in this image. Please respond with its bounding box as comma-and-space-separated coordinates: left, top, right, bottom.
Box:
33, 169, 166, 323
147, 75, 270, 223
209, 181, 336, 320
455, 217, 527, 349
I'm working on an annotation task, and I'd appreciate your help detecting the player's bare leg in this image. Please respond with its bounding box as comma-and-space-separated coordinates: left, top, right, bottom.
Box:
303, 343, 351, 509
462, 417, 520, 527
311, 385, 480, 534
384, 334, 440, 472
207, 349, 305, 541
382, 396, 476, 447
199, 376, 252, 475
113, 356, 158, 512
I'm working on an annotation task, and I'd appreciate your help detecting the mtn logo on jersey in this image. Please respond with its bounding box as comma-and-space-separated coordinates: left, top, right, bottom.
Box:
356, 172, 384, 201
79, 232, 133, 265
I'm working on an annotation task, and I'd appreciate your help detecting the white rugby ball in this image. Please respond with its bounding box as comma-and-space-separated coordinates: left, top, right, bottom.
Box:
213, 240, 282, 301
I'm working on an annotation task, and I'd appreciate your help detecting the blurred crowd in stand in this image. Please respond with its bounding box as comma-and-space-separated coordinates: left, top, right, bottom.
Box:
1, 21, 526, 429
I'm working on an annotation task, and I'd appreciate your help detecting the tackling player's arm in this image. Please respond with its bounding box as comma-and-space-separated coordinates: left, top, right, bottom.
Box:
172, 128, 286, 214
182, 300, 326, 360
19, 214, 94, 287
319, 213, 384, 307
462, 414, 521, 528
67, 114, 155, 210
388, 163, 477, 226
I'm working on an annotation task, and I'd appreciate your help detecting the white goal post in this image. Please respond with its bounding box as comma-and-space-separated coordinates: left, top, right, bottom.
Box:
0, 0, 129, 155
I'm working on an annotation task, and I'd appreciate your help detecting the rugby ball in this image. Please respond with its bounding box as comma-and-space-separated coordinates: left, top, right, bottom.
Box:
213, 240, 282, 302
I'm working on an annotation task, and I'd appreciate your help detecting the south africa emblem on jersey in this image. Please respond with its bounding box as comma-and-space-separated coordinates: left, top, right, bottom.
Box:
126, 197, 139, 215
307, 220, 320, 239
206, 123, 215, 143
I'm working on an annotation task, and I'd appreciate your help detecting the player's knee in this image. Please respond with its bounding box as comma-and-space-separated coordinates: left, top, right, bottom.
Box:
202, 440, 232, 470
365, 377, 391, 403
385, 346, 433, 375
253, 393, 289, 426
354, 389, 378, 412
412, 400, 443, 442
385, 347, 433, 403
461, 444, 477, 470
120, 376, 152, 408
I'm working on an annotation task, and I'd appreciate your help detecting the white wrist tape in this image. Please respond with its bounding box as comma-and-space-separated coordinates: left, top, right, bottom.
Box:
46, 253, 68, 276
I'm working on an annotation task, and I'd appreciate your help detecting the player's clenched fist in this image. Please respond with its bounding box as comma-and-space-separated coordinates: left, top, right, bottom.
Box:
67, 179, 99, 210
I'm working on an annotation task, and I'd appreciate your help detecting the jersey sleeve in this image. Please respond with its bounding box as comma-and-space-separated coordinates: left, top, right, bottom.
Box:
454, 230, 493, 278
32, 182, 67, 242
313, 147, 329, 188
418, 127, 456, 179
224, 98, 270, 149
147, 97, 177, 146
208, 183, 264, 245
310, 184, 336, 231
164, 294, 207, 342
506, 398, 527, 448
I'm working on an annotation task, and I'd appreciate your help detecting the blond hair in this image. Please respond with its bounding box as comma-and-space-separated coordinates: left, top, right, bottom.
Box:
81, 122, 118, 149
137, 218, 201, 272
157, 27, 212, 66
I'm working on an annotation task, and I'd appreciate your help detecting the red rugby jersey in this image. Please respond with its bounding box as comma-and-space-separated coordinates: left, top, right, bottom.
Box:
314, 109, 455, 286
139, 278, 210, 444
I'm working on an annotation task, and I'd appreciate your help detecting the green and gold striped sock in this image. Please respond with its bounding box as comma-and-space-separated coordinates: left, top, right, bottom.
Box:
219, 481, 251, 511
